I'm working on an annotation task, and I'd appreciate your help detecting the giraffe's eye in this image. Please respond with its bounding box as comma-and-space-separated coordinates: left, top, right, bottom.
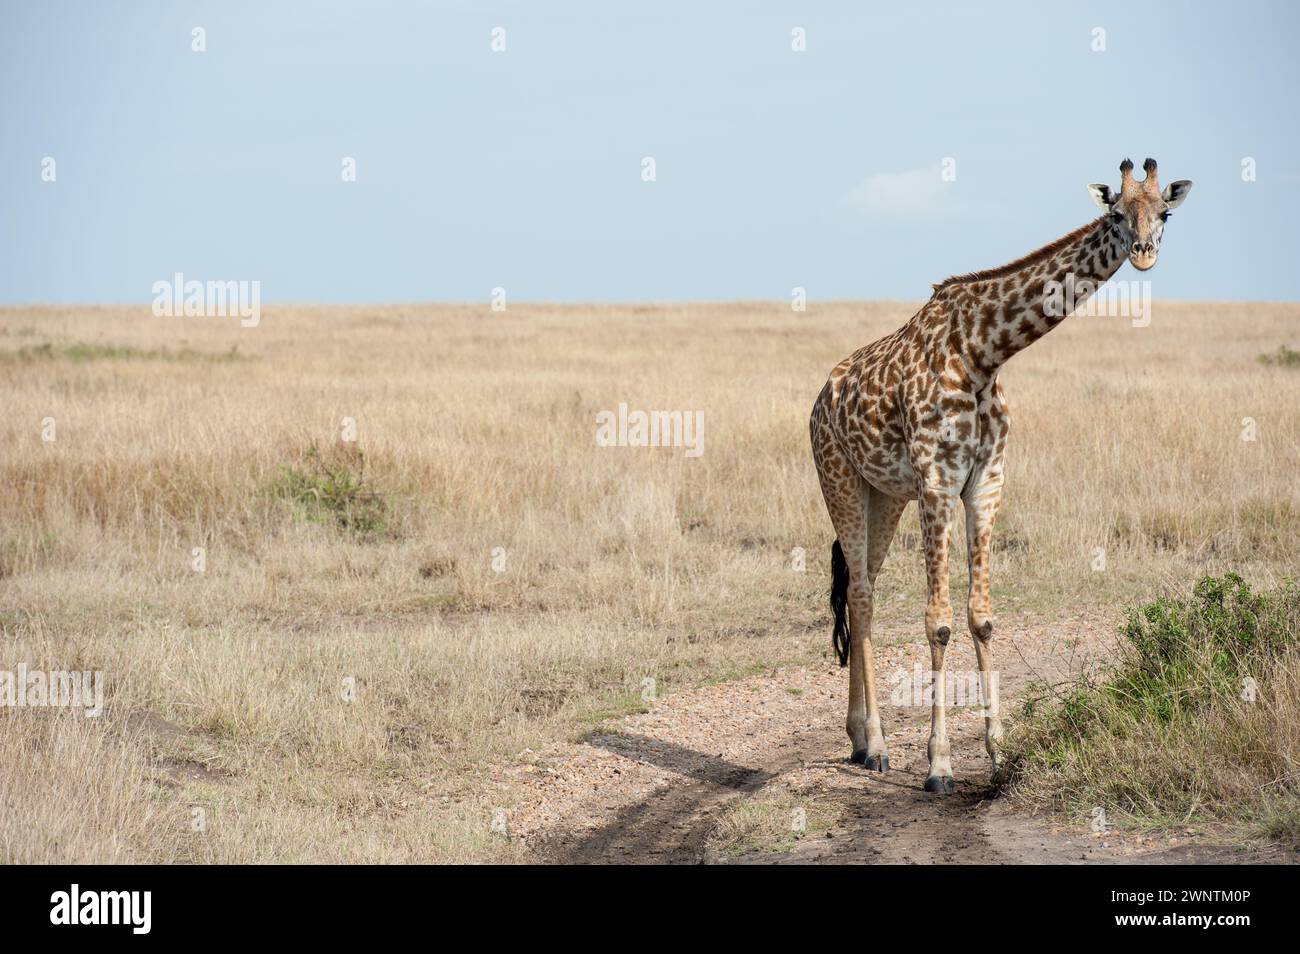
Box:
1159, 211, 1171, 223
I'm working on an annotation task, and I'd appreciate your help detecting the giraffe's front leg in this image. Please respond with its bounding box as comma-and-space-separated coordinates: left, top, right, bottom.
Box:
920, 484, 960, 794
964, 475, 1005, 779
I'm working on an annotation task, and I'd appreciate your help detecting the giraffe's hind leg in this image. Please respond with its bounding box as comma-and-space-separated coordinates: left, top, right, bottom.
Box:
815, 437, 906, 769
857, 486, 907, 768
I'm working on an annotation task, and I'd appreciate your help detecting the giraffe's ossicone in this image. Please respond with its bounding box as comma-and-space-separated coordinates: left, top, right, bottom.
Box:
810, 158, 1192, 793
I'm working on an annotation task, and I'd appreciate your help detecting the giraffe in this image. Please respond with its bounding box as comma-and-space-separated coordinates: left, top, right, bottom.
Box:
810, 158, 1192, 793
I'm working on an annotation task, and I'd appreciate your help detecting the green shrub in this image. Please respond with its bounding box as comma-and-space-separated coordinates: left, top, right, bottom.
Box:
1259, 344, 1300, 367
271, 444, 388, 537
2, 341, 245, 363
1001, 574, 1300, 840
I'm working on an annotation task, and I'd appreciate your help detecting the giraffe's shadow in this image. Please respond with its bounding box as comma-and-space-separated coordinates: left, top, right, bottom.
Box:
584, 731, 777, 790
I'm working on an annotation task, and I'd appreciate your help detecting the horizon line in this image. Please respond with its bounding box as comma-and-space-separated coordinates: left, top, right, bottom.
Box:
3, 297, 1299, 309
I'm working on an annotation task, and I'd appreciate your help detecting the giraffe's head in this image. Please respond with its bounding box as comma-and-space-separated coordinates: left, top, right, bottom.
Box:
1087, 158, 1192, 271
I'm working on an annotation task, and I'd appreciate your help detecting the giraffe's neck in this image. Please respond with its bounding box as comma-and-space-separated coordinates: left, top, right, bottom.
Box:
941, 216, 1129, 377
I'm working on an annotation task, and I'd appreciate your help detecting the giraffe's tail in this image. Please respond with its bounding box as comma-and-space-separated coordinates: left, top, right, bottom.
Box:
831, 539, 850, 667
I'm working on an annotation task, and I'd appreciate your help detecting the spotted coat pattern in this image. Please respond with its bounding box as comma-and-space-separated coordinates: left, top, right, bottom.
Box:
808, 165, 1182, 792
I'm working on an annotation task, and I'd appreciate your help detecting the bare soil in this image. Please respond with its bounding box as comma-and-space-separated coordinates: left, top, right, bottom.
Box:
506, 614, 1290, 865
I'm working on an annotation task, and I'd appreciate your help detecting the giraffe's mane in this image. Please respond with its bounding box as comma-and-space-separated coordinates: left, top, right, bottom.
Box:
930, 217, 1107, 293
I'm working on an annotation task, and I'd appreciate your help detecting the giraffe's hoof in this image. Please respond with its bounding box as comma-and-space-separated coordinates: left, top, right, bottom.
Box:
923, 774, 956, 794
852, 749, 889, 771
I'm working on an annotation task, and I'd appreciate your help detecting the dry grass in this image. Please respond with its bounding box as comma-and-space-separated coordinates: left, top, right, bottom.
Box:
0, 300, 1297, 862
707, 788, 839, 858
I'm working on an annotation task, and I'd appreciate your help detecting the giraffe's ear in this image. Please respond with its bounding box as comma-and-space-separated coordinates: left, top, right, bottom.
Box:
1087, 183, 1118, 212
1163, 180, 1192, 209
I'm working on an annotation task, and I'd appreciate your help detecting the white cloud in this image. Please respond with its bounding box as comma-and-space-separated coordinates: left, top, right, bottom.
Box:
848, 163, 953, 217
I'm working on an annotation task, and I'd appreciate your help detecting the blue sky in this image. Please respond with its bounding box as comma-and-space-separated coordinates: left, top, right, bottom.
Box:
2, 0, 1297, 303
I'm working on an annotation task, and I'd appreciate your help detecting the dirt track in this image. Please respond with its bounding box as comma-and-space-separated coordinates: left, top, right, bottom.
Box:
507, 615, 1287, 865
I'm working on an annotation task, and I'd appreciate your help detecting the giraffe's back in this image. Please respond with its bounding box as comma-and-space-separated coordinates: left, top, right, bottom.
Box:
810, 306, 940, 500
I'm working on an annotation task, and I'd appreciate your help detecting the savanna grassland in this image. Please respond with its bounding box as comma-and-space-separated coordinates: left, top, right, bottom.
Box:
1, 300, 1297, 863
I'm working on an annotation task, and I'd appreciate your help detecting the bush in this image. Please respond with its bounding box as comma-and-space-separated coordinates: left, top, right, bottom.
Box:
271, 444, 388, 537
1259, 344, 1300, 368
1001, 574, 1300, 842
